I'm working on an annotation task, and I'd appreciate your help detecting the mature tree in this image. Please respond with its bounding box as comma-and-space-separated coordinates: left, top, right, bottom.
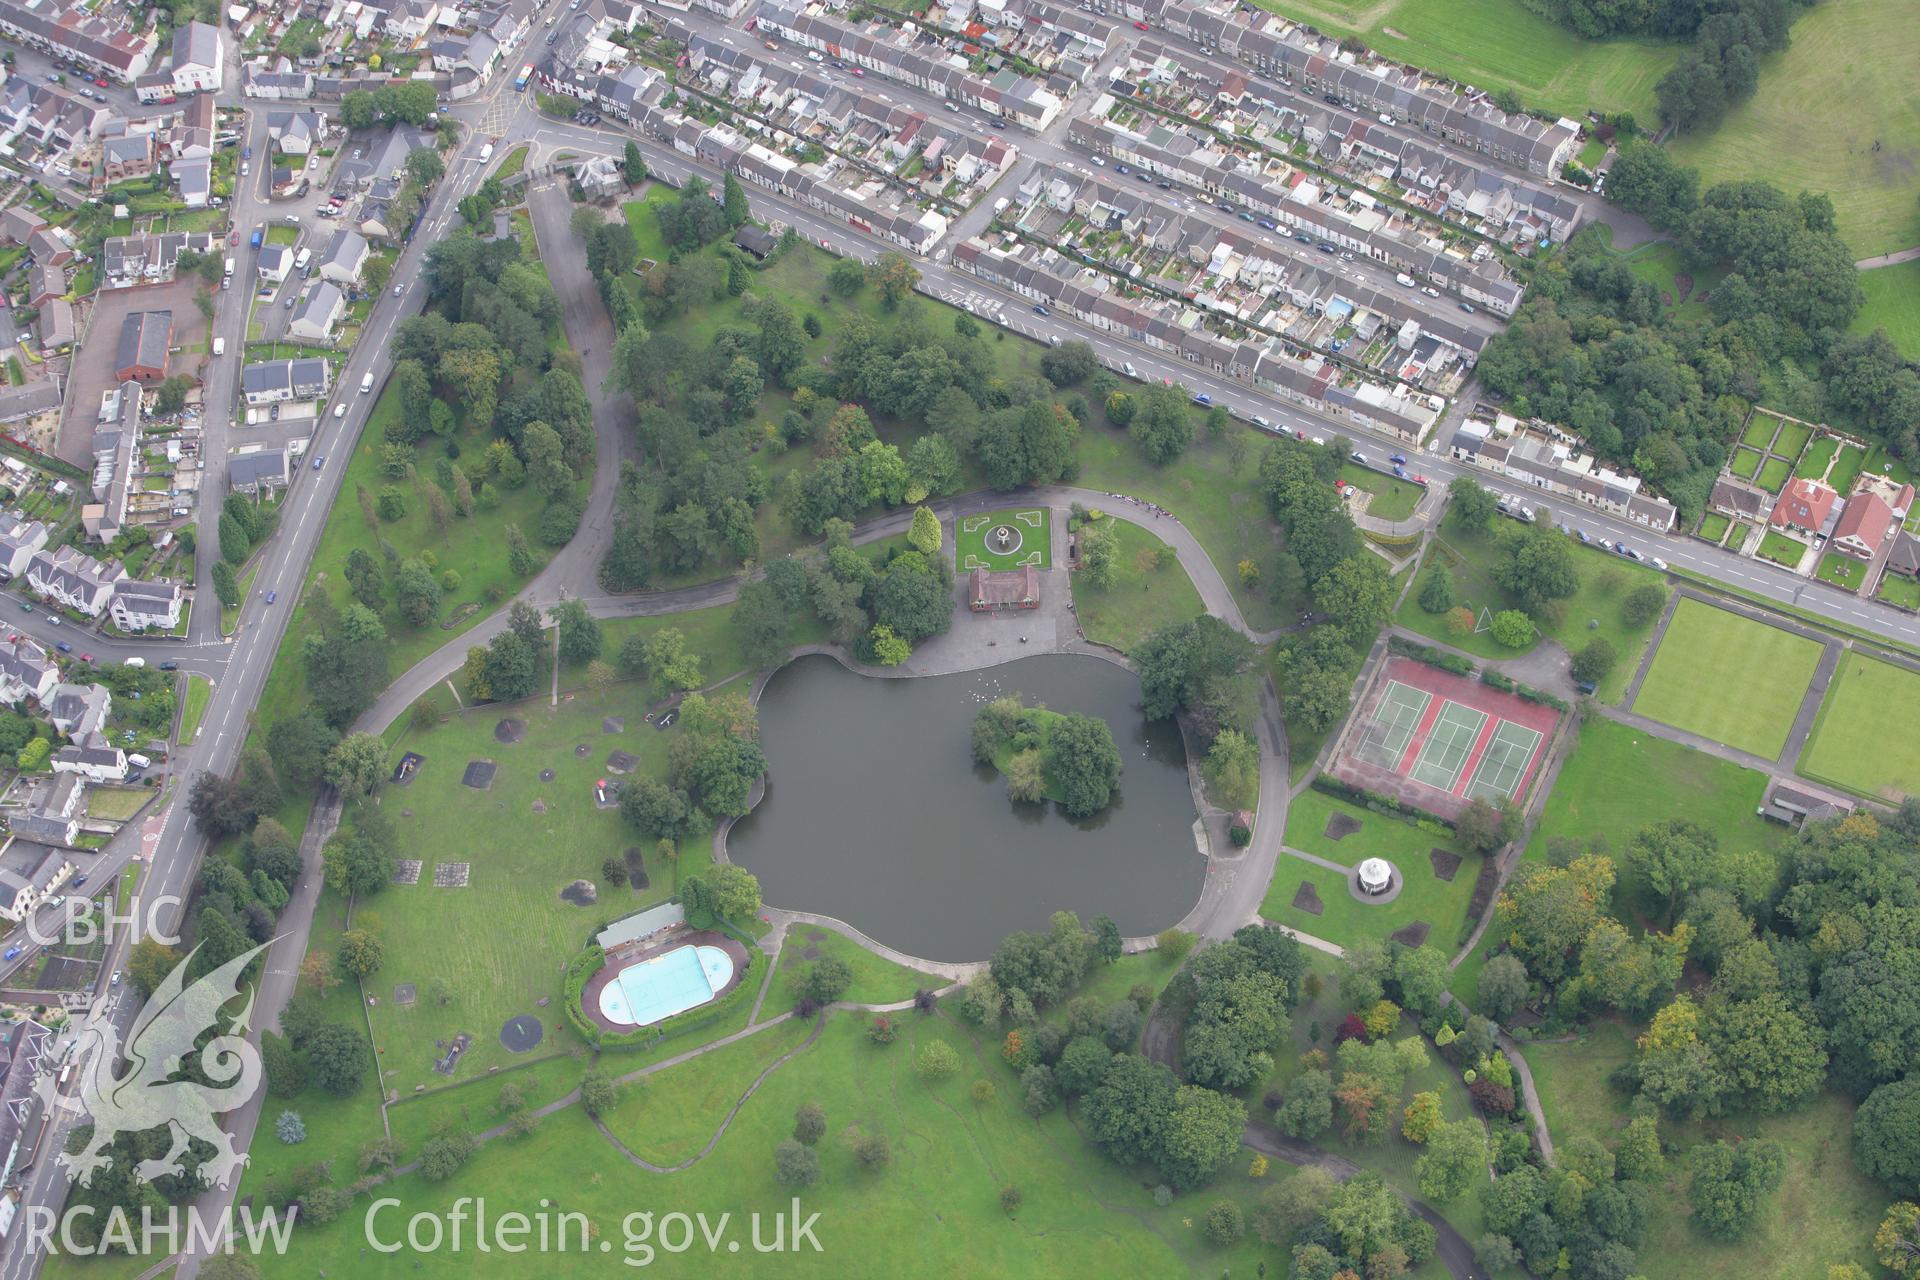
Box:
1202, 729, 1261, 811
1155, 1084, 1246, 1189
683, 864, 761, 921
1417, 1120, 1488, 1203
304, 1023, 370, 1096
1418, 564, 1456, 614
1688, 1139, 1785, 1240
1702, 990, 1826, 1113
1448, 476, 1498, 531
1476, 953, 1531, 1022
1393, 945, 1450, 1015
828, 258, 867, 297
872, 253, 920, 308
1876, 1201, 1920, 1279
1855, 1077, 1920, 1195
1497, 854, 1615, 984
1315, 552, 1395, 643
1605, 143, 1699, 229
128, 939, 183, 997
1084, 1053, 1178, 1166
1275, 1068, 1335, 1139
1130, 383, 1196, 465
579, 1071, 620, 1118
1047, 713, 1122, 819
1493, 523, 1579, 613
552, 598, 602, 666
1572, 636, 1618, 688
323, 732, 389, 798
1635, 995, 1728, 1116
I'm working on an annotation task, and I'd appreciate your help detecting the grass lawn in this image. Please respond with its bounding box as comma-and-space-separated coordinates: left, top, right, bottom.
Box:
1878, 571, 1920, 610
1829, 443, 1869, 495
1799, 651, 1920, 800
297, 376, 568, 677
1756, 529, 1807, 567
1619, 239, 1725, 322
1667, 0, 1920, 257
82, 785, 151, 822
1250, 0, 1679, 120
1754, 455, 1792, 493
1794, 434, 1838, 481
225, 1007, 1301, 1279
1072, 518, 1204, 653
1727, 446, 1762, 480
1523, 715, 1790, 921
359, 670, 750, 1093
1340, 463, 1422, 520
1815, 550, 1866, 591
1631, 598, 1822, 759
1260, 790, 1480, 951
1697, 512, 1731, 544
596, 1015, 817, 1166
954, 507, 1050, 571
1771, 418, 1812, 458
176, 673, 211, 745
770, 927, 938, 1014
1395, 526, 1669, 703
1527, 1025, 1881, 1279
1739, 415, 1777, 449
1852, 257, 1920, 357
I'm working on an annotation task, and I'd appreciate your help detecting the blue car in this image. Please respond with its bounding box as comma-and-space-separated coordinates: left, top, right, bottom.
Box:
3, 946, 20, 961
265, 590, 277, 604
1192, 393, 1212, 406
1390, 453, 1407, 465
54, 641, 71, 653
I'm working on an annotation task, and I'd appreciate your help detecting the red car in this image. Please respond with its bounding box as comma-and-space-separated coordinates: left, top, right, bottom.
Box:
79, 652, 95, 663
93, 77, 108, 88
229, 231, 239, 246
1133, 20, 1149, 29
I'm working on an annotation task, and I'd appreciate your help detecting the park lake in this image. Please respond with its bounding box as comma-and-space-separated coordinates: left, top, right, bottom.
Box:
728, 653, 1204, 961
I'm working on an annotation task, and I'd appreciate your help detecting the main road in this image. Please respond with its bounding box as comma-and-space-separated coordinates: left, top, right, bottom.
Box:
0, 27, 550, 1280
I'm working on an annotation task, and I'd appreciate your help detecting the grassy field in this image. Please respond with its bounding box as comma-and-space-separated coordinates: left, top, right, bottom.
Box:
81, 785, 151, 822
1526, 1025, 1881, 1279
1395, 526, 1670, 703
1340, 464, 1423, 521
1799, 651, 1920, 799
1260, 790, 1480, 950
1830, 442, 1869, 496
596, 1015, 818, 1166
1521, 714, 1789, 924
1852, 258, 1920, 357
207, 1003, 1307, 1278
770, 928, 938, 1014
1619, 239, 1726, 322
1667, 0, 1920, 258
1250, 0, 1679, 121
176, 673, 211, 744
1631, 599, 1822, 758
1072, 518, 1204, 653
357, 666, 754, 1093
1878, 572, 1920, 610
1728, 446, 1762, 480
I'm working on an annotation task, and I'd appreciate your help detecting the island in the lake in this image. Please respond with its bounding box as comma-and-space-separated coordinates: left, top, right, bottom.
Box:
971, 694, 1122, 819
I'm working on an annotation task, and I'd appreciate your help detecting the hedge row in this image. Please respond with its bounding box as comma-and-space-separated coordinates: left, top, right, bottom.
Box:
1478, 669, 1568, 711
1387, 636, 1474, 676
563, 940, 762, 1052
1311, 774, 1455, 831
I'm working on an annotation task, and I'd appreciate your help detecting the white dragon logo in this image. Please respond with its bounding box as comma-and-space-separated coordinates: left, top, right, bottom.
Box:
35, 941, 270, 1190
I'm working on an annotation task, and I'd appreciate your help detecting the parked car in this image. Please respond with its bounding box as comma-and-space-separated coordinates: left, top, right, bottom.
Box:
1421, 286, 1440, 298
1459, 302, 1476, 313
159, 662, 178, 671
1114, 164, 1130, 174
1031, 305, 1048, 316
78, 652, 93, 663
54, 641, 71, 653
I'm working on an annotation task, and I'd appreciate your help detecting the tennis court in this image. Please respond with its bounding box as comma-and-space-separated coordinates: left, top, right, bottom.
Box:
1408, 702, 1489, 792
1464, 720, 1546, 803
1328, 657, 1562, 820
1353, 681, 1433, 770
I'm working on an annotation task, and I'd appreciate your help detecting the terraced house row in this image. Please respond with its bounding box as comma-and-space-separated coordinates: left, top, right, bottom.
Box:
953, 234, 1442, 442
566, 57, 954, 251
1007, 168, 1484, 397
755, 1, 1065, 131
1110, 39, 1581, 249
676, 30, 1021, 213
1121, 0, 1581, 177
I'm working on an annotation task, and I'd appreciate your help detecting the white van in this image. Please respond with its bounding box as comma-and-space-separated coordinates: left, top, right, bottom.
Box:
294, 247, 312, 273
212, 337, 225, 356
360, 372, 374, 394
223, 257, 235, 277
123, 656, 146, 668
479, 142, 495, 162
335, 402, 347, 418
1394, 272, 1415, 288
128, 753, 152, 770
